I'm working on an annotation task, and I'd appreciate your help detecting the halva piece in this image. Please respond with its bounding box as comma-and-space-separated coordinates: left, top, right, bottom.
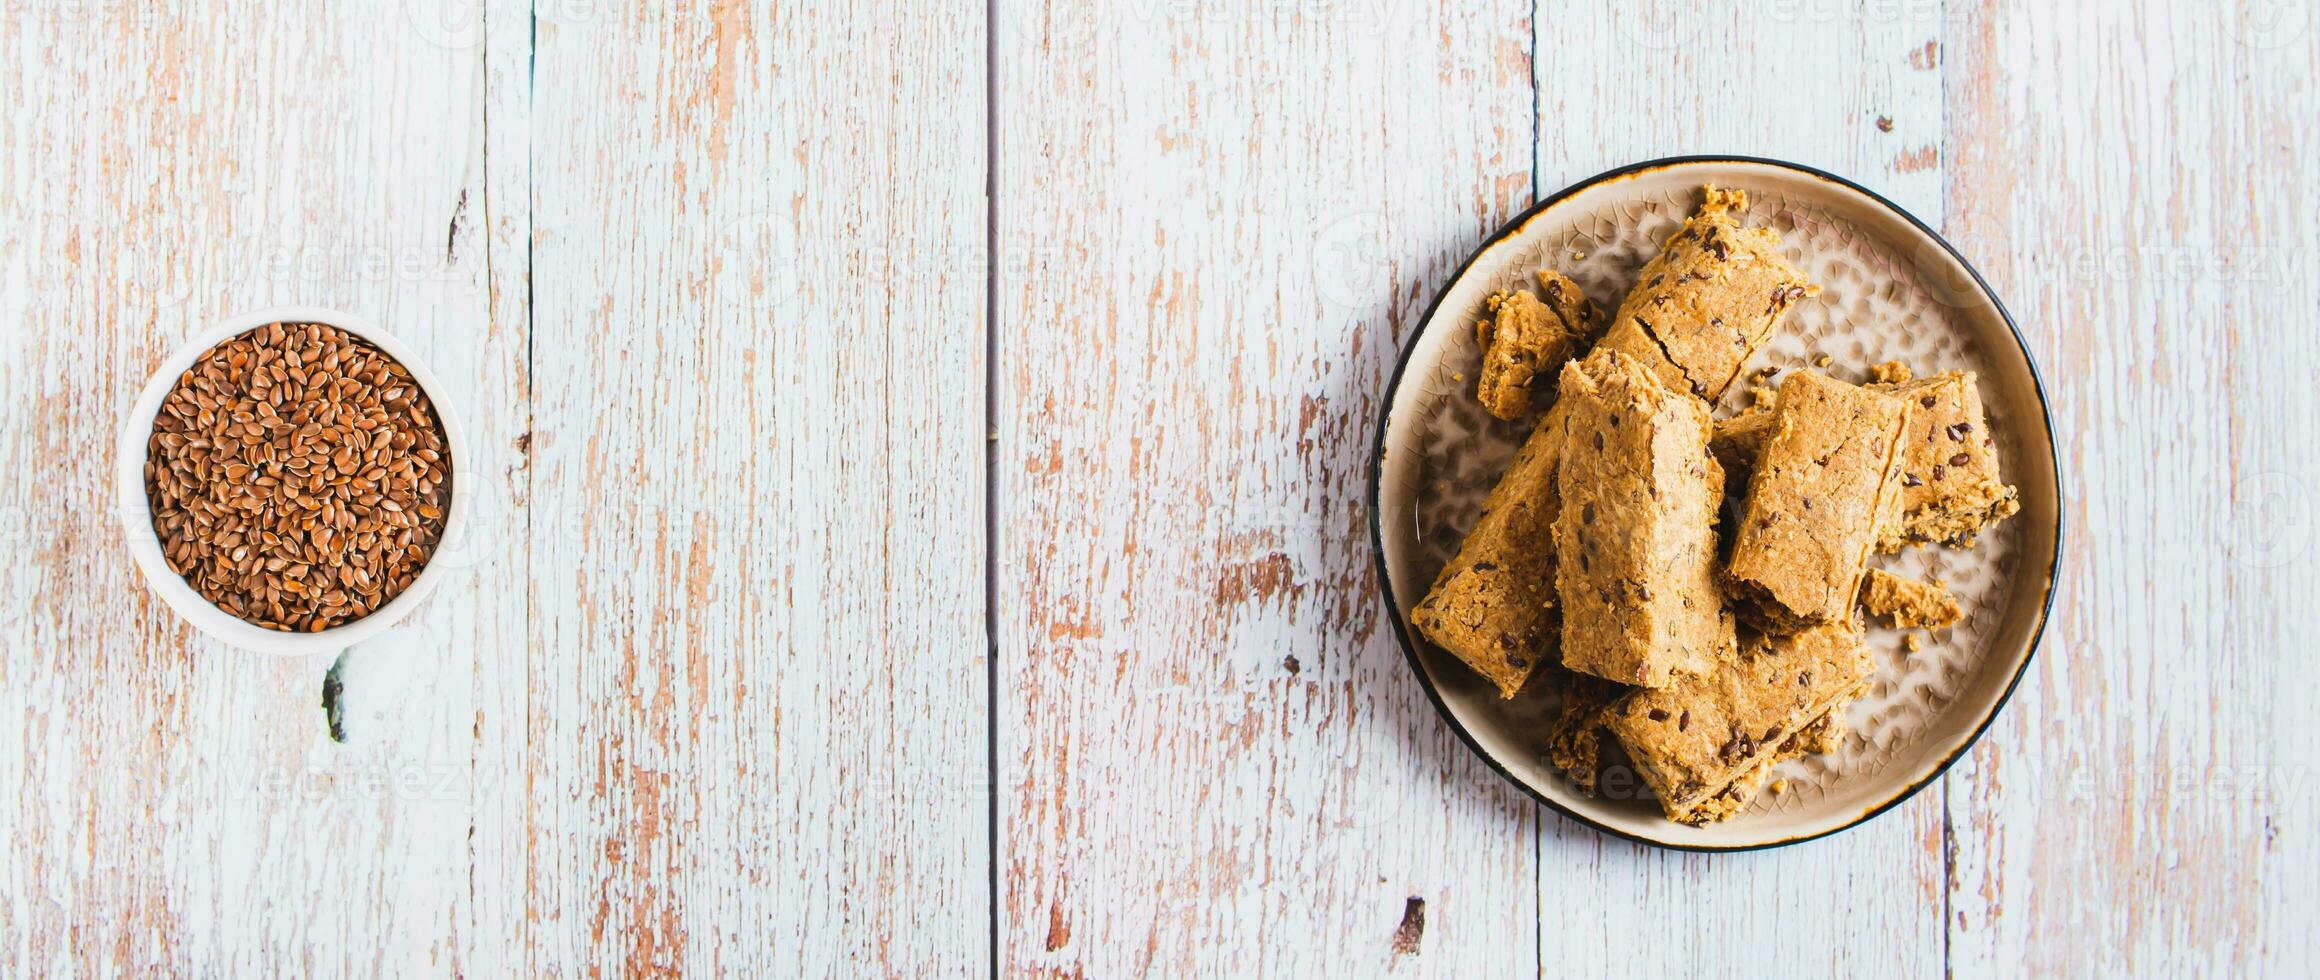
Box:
1553, 349, 1736, 687
1411, 411, 1566, 698
1859, 568, 1963, 629
1474, 270, 1602, 420
1593, 186, 1818, 402
1727, 371, 1912, 631
1868, 370, 2021, 550
1709, 404, 1779, 485
1541, 668, 1627, 796
1602, 623, 1874, 824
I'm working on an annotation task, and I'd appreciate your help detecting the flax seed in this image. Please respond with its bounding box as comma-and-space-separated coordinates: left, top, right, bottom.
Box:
145, 323, 452, 632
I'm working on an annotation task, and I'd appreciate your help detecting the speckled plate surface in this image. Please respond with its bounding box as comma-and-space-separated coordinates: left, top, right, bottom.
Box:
1370, 157, 2061, 849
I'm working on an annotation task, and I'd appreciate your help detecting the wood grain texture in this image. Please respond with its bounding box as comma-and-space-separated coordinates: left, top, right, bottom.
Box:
1942, 0, 2320, 973
0, 2, 506, 973
1531, 5, 1947, 975
4, 0, 2317, 974
993, 0, 1541, 974
0, 0, 992, 973
467, 0, 540, 968
520, 0, 988, 973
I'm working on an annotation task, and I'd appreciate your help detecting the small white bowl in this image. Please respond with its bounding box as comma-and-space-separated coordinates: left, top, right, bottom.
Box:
115, 306, 470, 657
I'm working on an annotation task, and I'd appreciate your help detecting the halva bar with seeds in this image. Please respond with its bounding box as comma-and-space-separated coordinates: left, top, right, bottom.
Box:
1709, 403, 1779, 484
1540, 667, 1627, 796
1868, 370, 2020, 550
1726, 370, 1912, 632
1859, 568, 1963, 629
1601, 622, 1874, 825
1474, 270, 1603, 420
1593, 186, 1818, 403
1410, 410, 1568, 699
1553, 349, 1736, 688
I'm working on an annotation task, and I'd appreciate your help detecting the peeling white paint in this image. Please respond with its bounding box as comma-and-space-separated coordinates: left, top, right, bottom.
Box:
3, 0, 2316, 975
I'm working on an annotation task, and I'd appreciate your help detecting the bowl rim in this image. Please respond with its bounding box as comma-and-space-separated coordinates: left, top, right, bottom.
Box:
1365, 155, 2064, 852
114, 305, 470, 657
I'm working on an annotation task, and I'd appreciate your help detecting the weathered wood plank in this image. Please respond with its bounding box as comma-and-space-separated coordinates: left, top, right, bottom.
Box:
5, 0, 2317, 973
520, 1, 988, 973
994, 0, 1540, 974
1942, 0, 2320, 972
464, 0, 540, 970
1530, 4, 1948, 975
0, 3, 507, 973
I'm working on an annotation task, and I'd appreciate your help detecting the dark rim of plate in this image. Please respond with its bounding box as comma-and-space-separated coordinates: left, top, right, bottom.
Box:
1365, 154, 2064, 852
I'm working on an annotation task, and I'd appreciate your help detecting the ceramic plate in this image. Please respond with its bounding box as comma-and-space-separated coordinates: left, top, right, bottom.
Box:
1370, 157, 2062, 849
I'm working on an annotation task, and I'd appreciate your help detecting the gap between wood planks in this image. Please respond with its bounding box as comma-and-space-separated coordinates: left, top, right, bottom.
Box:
983, 0, 1002, 975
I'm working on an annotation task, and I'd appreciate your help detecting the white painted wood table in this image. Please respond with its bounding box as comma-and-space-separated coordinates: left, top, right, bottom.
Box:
4, 1, 2315, 975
